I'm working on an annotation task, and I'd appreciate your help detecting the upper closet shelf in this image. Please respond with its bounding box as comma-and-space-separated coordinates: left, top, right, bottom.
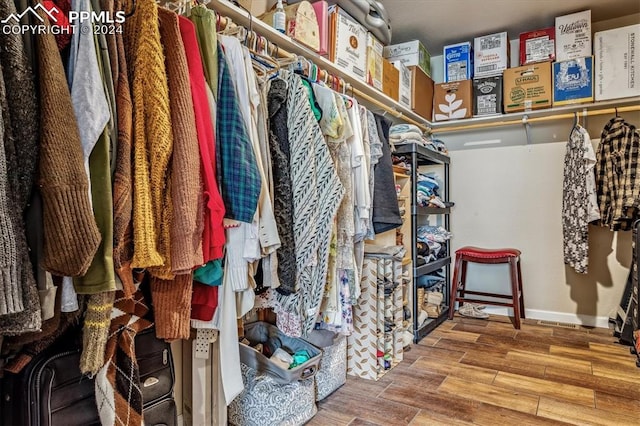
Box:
208, 0, 432, 131
430, 96, 640, 135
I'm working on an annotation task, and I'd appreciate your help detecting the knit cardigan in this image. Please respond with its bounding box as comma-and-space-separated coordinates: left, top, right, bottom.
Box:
111, 0, 135, 297
123, 0, 173, 274
152, 8, 201, 341
159, 8, 202, 274
0, 0, 43, 334
36, 10, 102, 277
179, 15, 226, 263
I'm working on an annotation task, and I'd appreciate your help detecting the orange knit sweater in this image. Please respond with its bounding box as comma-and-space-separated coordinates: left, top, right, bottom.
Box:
123, 0, 173, 274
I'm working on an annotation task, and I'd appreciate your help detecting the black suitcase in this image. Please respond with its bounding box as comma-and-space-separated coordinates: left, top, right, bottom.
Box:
1, 327, 176, 426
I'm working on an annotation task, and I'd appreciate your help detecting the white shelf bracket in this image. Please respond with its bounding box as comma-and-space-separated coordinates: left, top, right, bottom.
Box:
522, 115, 532, 146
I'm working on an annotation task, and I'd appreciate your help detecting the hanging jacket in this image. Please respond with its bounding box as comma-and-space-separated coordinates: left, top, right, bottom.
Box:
178, 15, 226, 262
595, 117, 640, 231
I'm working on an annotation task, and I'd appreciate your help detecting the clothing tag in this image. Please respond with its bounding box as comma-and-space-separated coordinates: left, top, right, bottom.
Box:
194, 329, 218, 359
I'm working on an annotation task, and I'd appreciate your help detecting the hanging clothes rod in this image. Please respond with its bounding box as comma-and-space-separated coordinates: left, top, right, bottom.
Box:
210, 3, 431, 133
432, 104, 640, 134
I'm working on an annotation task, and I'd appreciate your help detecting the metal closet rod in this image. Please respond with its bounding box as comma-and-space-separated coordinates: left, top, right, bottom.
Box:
213, 11, 430, 133
433, 104, 640, 134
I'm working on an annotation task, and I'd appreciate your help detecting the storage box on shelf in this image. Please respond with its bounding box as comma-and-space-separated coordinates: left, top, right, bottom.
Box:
553, 56, 594, 106
555, 9, 592, 62
594, 24, 640, 101
210, 0, 431, 133
394, 144, 451, 343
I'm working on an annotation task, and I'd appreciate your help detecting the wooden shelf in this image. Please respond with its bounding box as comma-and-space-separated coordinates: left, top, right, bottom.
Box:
430, 96, 640, 134
208, 0, 432, 130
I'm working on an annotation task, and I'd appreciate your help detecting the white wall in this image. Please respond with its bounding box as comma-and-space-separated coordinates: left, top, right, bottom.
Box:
445, 115, 636, 326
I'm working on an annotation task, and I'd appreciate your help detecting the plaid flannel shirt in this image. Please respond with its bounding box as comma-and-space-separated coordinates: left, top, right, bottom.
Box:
595, 117, 640, 231
215, 45, 261, 223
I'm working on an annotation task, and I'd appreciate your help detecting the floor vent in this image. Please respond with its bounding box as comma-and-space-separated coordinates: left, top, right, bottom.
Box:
536, 320, 580, 329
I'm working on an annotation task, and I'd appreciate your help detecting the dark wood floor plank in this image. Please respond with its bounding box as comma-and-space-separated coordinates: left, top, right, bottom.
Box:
514, 331, 591, 349
538, 397, 638, 425
307, 408, 354, 426
544, 366, 640, 400
460, 351, 547, 379
434, 336, 509, 356
452, 322, 517, 338
476, 334, 551, 354
595, 391, 640, 417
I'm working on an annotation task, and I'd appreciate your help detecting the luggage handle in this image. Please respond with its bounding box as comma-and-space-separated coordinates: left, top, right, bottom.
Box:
300, 365, 316, 380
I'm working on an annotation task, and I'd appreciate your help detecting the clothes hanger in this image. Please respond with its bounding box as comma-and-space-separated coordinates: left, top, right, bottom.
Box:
124, 0, 136, 17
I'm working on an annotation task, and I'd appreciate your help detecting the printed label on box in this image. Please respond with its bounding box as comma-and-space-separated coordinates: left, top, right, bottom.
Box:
556, 10, 591, 61
334, 9, 367, 79
554, 57, 593, 105
474, 32, 509, 77
525, 37, 554, 63
444, 42, 473, 82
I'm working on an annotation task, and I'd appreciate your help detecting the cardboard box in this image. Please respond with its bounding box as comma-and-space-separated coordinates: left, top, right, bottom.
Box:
312, 1, 329, 55
519, 28, 555, 65
329, 6, 367, 80
237, 0, 268, 16
474, 32, 509, 77
433, 79, 472, 121
555, 10, 591, 61
594, 24, 640, 101
261, 1, 320, 51
393, 61, 412, 109
553, 56, 593, 106
366, 33, 384, 91
383, 40, 431, 77
409, 66, 433, 120
503, 62, 552, 112
473, 76, 503, 116
444, 42, 473, 82
382, 58, 399, 101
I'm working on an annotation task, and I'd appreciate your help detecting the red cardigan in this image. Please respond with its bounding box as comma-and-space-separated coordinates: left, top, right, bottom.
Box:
178, 16, 226, 263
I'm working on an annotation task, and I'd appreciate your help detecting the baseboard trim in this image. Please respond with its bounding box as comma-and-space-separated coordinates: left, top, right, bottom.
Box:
480, 307, 611, 329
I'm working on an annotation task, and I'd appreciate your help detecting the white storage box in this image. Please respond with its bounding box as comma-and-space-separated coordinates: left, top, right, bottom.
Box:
555, 10, 591, 61
474, 32, 509, 77
393, 60, 412, 109
305, 330, 347, 401
228, 363, 317, 426
594, 24, 640, 101
383, 40, 431, 77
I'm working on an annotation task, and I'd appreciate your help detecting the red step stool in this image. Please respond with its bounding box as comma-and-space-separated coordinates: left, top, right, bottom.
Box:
448, 246, 525, 329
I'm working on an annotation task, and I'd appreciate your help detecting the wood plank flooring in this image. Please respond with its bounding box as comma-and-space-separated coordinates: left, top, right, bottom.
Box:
309, 315, 640, 426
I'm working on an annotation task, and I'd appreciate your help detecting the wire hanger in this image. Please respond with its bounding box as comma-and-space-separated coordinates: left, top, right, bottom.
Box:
124, 0, 136, 17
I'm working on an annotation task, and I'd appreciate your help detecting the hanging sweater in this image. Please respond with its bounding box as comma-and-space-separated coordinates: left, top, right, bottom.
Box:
112, 0, 135, 297
159, 8, 203, 274
35, 10, 101, 277
123, 0, 174, 272
178, 15, 226, 262
0, 2, 42, 334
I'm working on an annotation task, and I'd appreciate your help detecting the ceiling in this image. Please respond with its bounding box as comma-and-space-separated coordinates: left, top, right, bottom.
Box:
385, 0, 640, 54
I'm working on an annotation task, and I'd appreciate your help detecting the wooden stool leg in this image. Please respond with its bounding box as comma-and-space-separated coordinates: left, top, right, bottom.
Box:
449, 255, 462, 320
517, 259, 525, 319
509, 258, 521, 329
459, 258, 468, 306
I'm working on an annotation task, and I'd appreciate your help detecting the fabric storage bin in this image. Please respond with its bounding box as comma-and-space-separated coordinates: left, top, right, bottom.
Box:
240, 321, 322, 384
305, 330, 347, 400
228, 363, 317, 426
